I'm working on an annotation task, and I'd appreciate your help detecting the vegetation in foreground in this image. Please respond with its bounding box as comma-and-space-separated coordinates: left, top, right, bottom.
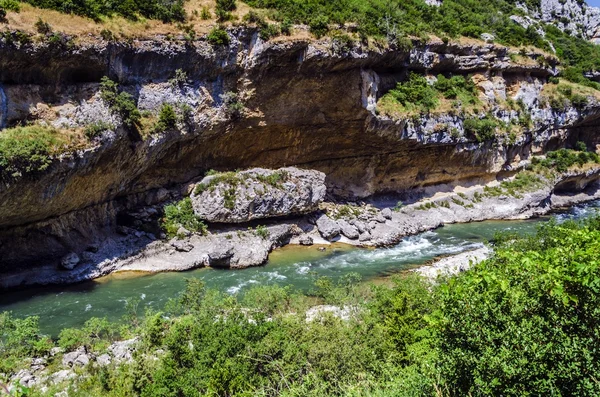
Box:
3, 217, 600, 395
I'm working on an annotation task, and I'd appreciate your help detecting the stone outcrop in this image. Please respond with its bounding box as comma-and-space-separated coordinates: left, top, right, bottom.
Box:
191, 168, 326, 223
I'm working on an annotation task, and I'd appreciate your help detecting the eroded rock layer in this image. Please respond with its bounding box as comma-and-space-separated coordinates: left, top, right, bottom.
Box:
0, 30, 598, 276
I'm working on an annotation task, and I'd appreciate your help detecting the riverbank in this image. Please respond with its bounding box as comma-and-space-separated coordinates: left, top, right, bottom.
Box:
2, 164, 599, 290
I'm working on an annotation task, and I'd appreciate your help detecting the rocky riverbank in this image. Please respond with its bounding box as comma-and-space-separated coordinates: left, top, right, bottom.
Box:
2, 162, 600, 289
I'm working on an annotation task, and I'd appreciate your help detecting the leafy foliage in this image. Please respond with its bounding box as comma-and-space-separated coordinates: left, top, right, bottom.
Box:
532, 148, 600, 172
207, 27, 230, 45
385, 72, 438, 113
100, 77, 142, 131
437, 217, 600, 395
162, 197, 207, 238
463, 116, 499, 142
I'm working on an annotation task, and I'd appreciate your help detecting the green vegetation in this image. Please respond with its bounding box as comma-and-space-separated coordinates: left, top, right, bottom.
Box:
254, 224, 269, 239
333, 204, 362, 219
463, 116, 499, 142
220, 91, 244, 119
5, 219, 600, 395
533, 147, 600, 172
22, 0, 186, 22
216, 0, 236, 22
162, 197, 207, 238
207, 26, 230, 45
152, 103, 177, 133
84, 121, 114, 140
382, 72, 439, 113
243, 0, 600, 87
99, 77, 141, 131
0, 125, 71, 178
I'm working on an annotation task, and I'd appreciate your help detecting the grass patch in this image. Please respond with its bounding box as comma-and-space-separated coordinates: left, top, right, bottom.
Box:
0, 125, 75, 178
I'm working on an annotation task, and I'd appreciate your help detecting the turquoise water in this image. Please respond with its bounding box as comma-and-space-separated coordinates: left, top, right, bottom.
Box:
1, 201, 599, 335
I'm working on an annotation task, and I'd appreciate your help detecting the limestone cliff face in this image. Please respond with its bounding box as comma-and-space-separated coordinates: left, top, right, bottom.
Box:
0, 30, 597, 273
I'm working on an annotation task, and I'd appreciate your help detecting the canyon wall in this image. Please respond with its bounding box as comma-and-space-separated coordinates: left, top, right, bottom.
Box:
0, 30, 598, 274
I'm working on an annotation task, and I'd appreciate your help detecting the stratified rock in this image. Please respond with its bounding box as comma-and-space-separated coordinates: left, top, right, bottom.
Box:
316, 214, 341, 240
60, 253, 80, 270
191, 167, 326, 223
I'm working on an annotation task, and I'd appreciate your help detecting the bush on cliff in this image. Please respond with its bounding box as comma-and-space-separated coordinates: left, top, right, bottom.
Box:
100, 77, 142, 131
0, 125, 71, 178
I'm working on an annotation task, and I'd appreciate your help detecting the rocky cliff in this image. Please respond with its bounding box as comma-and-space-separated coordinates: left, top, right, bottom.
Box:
0, 28, 599, 283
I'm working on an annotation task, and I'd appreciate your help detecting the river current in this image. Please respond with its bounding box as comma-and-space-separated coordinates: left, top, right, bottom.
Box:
2, 201, 599, 335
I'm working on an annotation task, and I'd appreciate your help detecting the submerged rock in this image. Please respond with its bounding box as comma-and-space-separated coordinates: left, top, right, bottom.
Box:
191, 167, 326, 223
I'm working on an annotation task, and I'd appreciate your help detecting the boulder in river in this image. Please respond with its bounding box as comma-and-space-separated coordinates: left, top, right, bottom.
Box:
191, 167, 326, 223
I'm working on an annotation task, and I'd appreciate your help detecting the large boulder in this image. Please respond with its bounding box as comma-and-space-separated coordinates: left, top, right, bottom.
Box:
191, 168, 326, 223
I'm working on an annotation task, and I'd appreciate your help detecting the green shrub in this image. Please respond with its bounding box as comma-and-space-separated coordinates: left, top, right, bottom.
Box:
199, 6, 210, 20
259, 23, 280, 41
34, 18, 52, 34
153, 103, 177, 133
99, 77, 141, 130
0, 0, 19, 11
254, 225, 269, 239
162, 197, 207, 238
58, 317, 118, 352
0, 125, 69, 178
463, 116, 498, 142
309, 14, 329, 38
437, 218, 600, 395
84, 121, 113, 140
386, 73, 438, 113
215, 0, 236, 22
433, 74, 477, 101
220, 91, 244, 119
207, 27, 230, 45
534, 148, 600, 172
169, 69, 188, 89
0, 313, 52, 374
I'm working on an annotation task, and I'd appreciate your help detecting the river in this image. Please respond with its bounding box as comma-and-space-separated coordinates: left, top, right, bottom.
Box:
2, 201, 599, 336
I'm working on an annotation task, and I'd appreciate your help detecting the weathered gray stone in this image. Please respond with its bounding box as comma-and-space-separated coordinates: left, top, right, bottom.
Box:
171, 240, 194, 252
381, 208, 393, 220
191, 167, 326, 223
60, 252, 80, 270
62, 347, 90, 367
108, 338, 138, 363
96, 354, 112, 366
337, 219, 359, 239
316, 214, 341, 240
298, 234, 314, 246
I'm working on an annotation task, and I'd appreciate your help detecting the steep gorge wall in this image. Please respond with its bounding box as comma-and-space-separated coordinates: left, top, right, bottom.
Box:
0, 30, 598, 273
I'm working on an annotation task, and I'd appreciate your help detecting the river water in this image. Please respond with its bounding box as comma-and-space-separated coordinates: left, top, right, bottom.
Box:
2, 201, 599, 336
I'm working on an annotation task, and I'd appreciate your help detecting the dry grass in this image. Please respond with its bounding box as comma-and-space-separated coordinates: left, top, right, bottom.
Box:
0, 0, 263, 39
541, 79, 600, 101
